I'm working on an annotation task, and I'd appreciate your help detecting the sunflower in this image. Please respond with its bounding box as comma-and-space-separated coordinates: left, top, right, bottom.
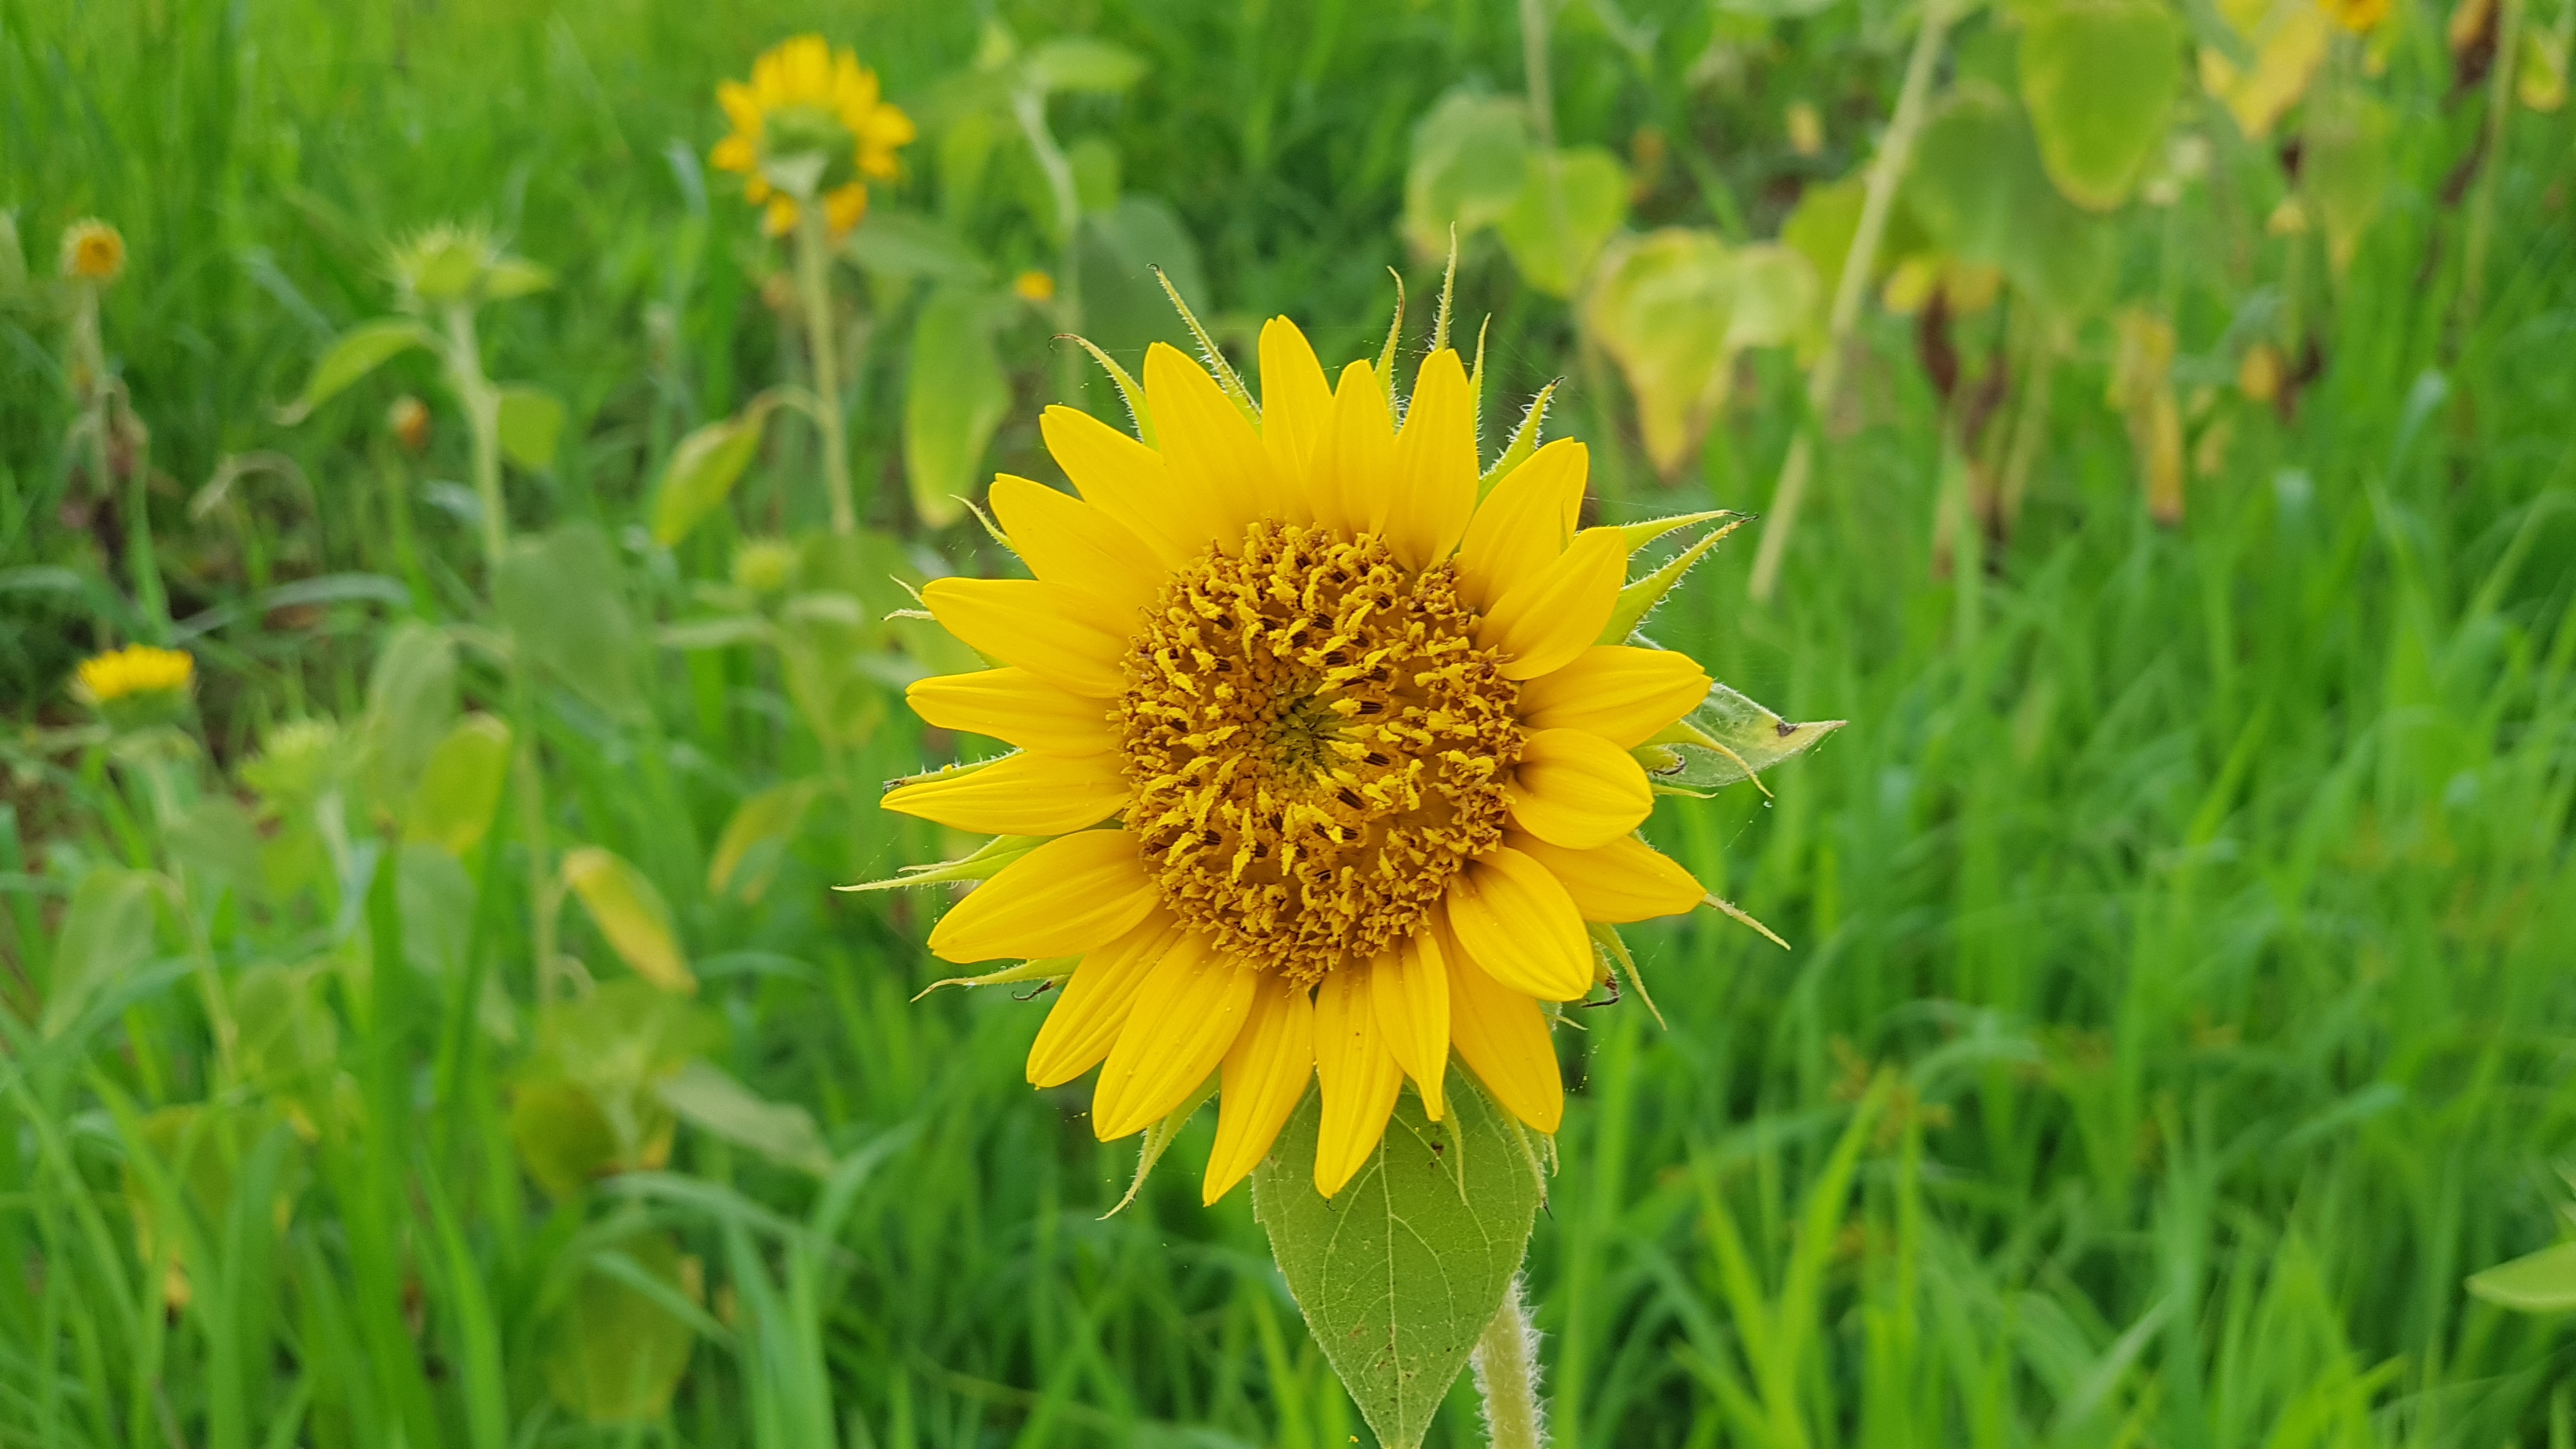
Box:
75, 645, 195, 730
60, 218, 125, 285
882, 321, 1728, 1202
712, 36, 916, 238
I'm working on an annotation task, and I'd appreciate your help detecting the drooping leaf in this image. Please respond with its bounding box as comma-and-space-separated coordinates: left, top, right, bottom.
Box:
495, 524, 641, 718
562, 846, 694, 993
2469, 1243, 2576, 1312
2196, 0, 2330, 139
43, 868, 162, 1038
362, 620, 457, 804
510, 982, 716, 1198
509, 1078, 625, 1200
1402, 89, 1533, 257
540, 1230, 699, 1423
707, 778, 824, 902
404, 713, 513, 859
496, 385, 567, 471
656, 1060, 831, 1174
1634, 681, 1847, 793
397, 841, 477, 983
1494, 146, 1629, 297
650, 403, 775, 547
1907, 85, 2112, 315
904, 283, 1009, 529
1585, 230, 1814, 477
1252, 1076, 1544, 1449
164, 795, 262, 905
2302, 88, 2392, 276
279, 319, 433, 424
2020, 0, 2183, 211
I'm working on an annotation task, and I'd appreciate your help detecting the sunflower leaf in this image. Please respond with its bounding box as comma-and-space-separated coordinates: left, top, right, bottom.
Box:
1252, 1075, 1542, 1449
1636, 682, 1846, 792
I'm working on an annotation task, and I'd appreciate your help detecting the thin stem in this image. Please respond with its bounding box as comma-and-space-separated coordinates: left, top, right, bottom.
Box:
73, 284, 167, 642
441, 302, 507, 569
1012, 84, 1087, 405
508, 663, 562, 1003
1747, 0, 1958, 602
793, 204, 856, 534
1471, 1279, 1547, 1449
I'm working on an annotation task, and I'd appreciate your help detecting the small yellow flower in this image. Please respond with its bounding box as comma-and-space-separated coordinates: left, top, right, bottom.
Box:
61, 218, 125, 284
875, 318, 1723, 1204
2322, 0, 2389, 33
1013, 270, 1057, 303
712, 36, 916, 239
2237, 342, 2285, 404
75, 645, 194, 706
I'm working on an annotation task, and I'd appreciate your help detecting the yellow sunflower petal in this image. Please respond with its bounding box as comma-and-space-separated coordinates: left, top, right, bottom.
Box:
1381, 349, 1479, 571
762, 195, 799, 236
905, 667, 1114, 756
1445, 846, 1595, 1001
717, 80, 764, 136
1506, 831, 1705, 924
781, 35, 831, 98
1091, 940, 1258, 1139
1259, 318, 1335, 494
926, 829, 1155, 963
1026, 915, 1184, 1087
1144, 342, 1286, 530
1476, 526, 1627, 680
1506, 728, 1653, 850
990, 473, 1163, 618
1038, 404, 1223, 566
1312, 965, 1404, 1197
1443, 925, 1564, 1133
921, 576, 1128, 697
1311, 359, 1393, 539
1202, 973, 1317, 1204
1456, 439, 1588, 608
823, 183, 868, 236
1367, 930, 1450, 1121
879, 751, 1126, 836
710, 134, 756, 174
1517, 645, 1710, 747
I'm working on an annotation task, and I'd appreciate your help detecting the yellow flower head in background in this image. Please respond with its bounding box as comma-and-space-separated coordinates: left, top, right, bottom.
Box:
1012, 270, 1057, 303
881, 322, 1722, 1203
712, 35, 916, 238
61, 218, 125, 284
2322, 0, 2389, 34
75, 645, 194, 717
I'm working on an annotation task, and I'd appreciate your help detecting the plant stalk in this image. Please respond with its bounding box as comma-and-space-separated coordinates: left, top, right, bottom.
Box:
792, 204, 857, 534
1471, 1280, 1547, 1449
441, 302, 508, 569
2458, 0, 2527, 332
1747, 0, 1958, 602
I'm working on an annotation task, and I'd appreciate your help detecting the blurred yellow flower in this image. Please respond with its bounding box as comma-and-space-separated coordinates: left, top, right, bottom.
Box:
61, 218, 125, 284
75, 645, 194, 705
2322, 0, 2389, 34
712, 36, 916, 238
388, 395, 431, 453
1784, 100, 1825, 158
1012, 270, 1056, 303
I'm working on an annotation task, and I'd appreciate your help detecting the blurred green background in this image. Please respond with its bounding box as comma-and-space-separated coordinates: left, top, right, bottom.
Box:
4, 0, 2576, 1444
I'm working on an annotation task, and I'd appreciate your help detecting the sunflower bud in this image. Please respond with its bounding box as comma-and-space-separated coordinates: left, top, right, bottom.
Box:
388, 224, 552, 308
60, 218, 125, 286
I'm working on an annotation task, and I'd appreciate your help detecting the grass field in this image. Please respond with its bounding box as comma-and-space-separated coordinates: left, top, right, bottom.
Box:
6, 0, 2576, 1445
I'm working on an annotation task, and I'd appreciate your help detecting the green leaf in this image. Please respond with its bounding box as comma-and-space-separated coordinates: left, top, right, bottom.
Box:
164, 795, 262, 904
903, 284, 1009, 529
1583, 230, 1814, 478
540, 1229, 699, 1423
1907, 84, 2113, 314
404, 713, 512, 859
1495, 146, 1630, 297
562, 846, 694, 993
2302, 88, 2392, 276
1252, 1075, 1544, 1449
707, 778, 824, 902
279, 319, 433, 424
510, 1077, 624, 1200
496, 385, 567, 471
483, 256, 555, 300
1635, 681, 1847, 793
43, 867, 162, 1038
362, 619, 457, 804
2020, 0, 2182, 211
650, 404, 774, 547
1402, 89, 1532, 256
510, 982, 717, 1198
2469, 1243, 2576, 1312
495, 524, 641, 718
656, 1060, 831, 1174
1025, 36, 1146, 93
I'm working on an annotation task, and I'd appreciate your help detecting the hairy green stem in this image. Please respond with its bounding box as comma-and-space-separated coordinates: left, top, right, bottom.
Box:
793, 204, 856, 534
442, 302, 508, 568
1471, 1279, 1546, 1449
1747, 0, 1958, 603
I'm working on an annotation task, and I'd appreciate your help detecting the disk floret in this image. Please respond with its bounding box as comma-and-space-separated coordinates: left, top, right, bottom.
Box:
1118, 521, 1524, 983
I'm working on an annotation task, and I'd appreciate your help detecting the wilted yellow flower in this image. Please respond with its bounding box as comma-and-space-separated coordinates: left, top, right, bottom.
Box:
2321, 0, 2389, 34
61, 218, 125, 284
2238, 342, 2285, 404
75, 645, 194, 706
1013, 270, 1057, 303
712, 36, 916, 238
388, 395, 431, 454
875, 318, 1726, 1204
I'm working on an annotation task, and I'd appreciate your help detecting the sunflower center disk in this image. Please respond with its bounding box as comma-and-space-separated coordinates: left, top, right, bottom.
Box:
1117, 521, 1524, 984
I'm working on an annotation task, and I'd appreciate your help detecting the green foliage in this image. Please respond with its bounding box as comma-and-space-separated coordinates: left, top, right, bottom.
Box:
903, 283, 1009, 528
495, 525, 641, 718
2019, 0, 2184, 211
1254, 1078, 1543, 1449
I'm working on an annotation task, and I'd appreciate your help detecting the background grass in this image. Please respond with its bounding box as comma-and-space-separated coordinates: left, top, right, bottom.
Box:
6, 0, 2576, 1445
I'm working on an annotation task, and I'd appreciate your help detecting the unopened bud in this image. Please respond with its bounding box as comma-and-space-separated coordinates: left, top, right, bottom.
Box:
388, 395, 431, 454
